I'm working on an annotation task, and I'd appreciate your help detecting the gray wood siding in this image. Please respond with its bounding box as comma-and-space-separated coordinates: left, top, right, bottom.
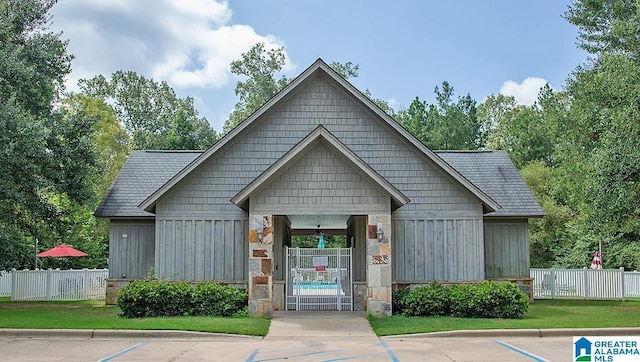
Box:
155, 215, 248, 281
392, 212, 484, 281
156, 75, 479, 215
109, 220, 155, 279
153, 74, 485, 283
252, 143, 388, 215
484, 219, 529, 278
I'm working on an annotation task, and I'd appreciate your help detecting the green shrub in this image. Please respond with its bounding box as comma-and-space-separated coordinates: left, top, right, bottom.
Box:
192, 281, 248, 317
398, 281, 529, 319
117, 280, 247, 318
401, 283, 450, 316
392, 288, 411, 315
117, 280, 193, 318
465, 281, 529, 319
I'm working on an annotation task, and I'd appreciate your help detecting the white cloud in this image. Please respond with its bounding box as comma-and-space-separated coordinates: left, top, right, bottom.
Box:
386, 98, 400, 111
50, 0, 290, 91
499, 77, 549, 106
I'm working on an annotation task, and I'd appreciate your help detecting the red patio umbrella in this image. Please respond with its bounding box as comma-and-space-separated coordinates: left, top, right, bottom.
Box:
37, 244, 87, 257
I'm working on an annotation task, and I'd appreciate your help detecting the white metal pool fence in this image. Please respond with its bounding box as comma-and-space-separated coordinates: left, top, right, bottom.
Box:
531, 268, 640, 300
0, 269, 108, 301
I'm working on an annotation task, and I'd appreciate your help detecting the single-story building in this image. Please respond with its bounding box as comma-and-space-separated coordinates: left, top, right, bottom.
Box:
95, 59, 543, 316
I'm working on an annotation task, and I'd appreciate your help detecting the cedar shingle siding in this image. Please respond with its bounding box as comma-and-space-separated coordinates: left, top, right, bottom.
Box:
96, 59, 542, 282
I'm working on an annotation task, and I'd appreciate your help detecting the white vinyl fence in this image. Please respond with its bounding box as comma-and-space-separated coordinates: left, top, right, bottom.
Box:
0, 271, 11, 297
531, 268, 640, 300
7, 269, 108, 301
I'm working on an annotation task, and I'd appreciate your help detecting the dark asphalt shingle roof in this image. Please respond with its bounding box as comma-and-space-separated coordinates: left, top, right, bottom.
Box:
436, 150, 544, 217
95, 149, 543, 218
94, 150, 202, 217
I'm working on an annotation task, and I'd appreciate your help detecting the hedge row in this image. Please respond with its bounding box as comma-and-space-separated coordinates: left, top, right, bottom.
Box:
117, 280, 247, 318
393, 281, 529, 319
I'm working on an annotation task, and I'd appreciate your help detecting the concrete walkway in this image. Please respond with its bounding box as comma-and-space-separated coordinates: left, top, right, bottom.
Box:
266, 311, 377, 341
248, 311, 396, 361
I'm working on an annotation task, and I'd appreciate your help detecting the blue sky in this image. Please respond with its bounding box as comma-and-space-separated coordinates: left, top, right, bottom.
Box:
50, 1, 586, 133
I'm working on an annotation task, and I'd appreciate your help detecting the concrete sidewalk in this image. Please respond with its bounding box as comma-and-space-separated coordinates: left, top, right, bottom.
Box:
265, 311, 377, 341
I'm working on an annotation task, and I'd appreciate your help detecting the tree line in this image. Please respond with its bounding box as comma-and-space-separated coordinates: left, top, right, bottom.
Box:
1, 0, 638, 271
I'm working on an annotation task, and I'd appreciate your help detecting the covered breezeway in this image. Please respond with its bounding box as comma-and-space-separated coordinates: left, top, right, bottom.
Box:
231, 126, 409, 317
272, 214, 366, 312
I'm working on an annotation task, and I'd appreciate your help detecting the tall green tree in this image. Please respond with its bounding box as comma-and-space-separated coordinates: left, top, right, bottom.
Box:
565, 0, 640, 56
551, 0, 640, 269
478, 94, 521, 150
398, 82, 481, 150
224, 43, 364, 133
0, 0, 100, 270
79, 71, 218, 150
520, 162, 573, 267
480, 86, 563, 169
224, 43, 290, 133
329, 61, 359, 79
62, 95, 130, 197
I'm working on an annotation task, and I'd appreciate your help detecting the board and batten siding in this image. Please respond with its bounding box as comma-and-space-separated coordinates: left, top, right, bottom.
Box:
109, 220, 155, 279
392, 210, 484, 282
483, 219, 530, 278
155, 214, 248, 281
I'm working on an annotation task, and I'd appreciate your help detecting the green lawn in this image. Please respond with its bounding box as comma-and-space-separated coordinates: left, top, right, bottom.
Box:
0, 298, 270, 336
2, 298, 638, 338
369, 299, 640, 336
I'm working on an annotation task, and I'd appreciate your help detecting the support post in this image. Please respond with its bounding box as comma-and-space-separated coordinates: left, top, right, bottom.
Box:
248, 214, 273, 317
366, 214, 392, 316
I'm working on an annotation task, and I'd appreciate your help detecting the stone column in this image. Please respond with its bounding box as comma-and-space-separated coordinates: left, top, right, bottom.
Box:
366, 214, 392, 316
248, 214, 273, 317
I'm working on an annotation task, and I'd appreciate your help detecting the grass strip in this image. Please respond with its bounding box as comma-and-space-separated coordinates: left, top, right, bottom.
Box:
369, 299, 640, 336
0, 299, 270, 336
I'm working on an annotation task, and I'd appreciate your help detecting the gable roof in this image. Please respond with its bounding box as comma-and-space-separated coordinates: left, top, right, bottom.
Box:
95, 151, 542, 219
94, 150, 202, 218
231, 125, 410, 211
436, 150, 544, 217
138, 58, 500, 212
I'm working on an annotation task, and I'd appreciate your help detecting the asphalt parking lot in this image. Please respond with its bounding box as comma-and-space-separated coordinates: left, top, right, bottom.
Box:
0, 335, 572, 361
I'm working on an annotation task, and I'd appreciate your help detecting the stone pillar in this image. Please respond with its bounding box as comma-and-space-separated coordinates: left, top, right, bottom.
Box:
366, 214, 392, 316
248, 214, 273, 317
